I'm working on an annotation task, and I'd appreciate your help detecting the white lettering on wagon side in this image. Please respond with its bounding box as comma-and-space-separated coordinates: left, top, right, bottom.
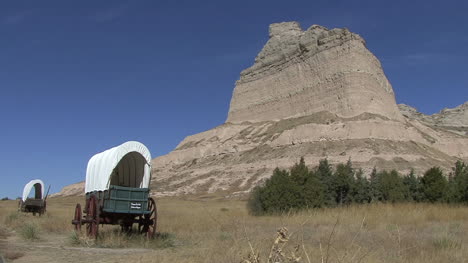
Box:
130, 203, 142, 209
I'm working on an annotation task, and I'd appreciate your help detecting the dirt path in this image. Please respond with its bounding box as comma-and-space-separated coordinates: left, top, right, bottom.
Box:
1, 231, 155, 263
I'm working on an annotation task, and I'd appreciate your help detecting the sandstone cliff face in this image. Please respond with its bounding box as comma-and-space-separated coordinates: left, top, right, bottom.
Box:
55, 22, 468, 197
399, 103, 468, 136
227, 22, 404, 123
148, 22, 468, 197
151, 112, 468, 196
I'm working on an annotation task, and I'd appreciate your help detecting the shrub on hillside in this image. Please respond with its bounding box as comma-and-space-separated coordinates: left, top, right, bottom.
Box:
447, 161, 468, 203
247, 158, 467, 215
421, 167, 448, 202
402, 169, 424, 202
333, 160, 355, 205
247, 168, 303, 215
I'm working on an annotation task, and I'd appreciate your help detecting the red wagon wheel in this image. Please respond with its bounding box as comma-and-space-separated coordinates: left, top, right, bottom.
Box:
139, 197, 157, 239
86, 195, 99, 238
73, 203, 82, 232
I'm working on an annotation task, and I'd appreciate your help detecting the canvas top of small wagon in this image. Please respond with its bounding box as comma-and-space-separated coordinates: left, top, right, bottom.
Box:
73, 141, 157, 238
19, 179, 49, 215
22, 179, 45, 202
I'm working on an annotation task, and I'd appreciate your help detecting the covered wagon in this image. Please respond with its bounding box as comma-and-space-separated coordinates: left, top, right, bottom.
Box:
19, 179, 49, 216
71, 141, 157, 238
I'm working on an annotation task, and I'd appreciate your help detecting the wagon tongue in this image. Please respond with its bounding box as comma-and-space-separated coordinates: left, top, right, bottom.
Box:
44, 185, 51, 201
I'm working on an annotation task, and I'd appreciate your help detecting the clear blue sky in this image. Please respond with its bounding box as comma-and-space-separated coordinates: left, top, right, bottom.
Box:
1, 0, 467, 198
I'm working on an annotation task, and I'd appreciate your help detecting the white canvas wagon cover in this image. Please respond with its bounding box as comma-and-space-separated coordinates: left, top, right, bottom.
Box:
22, 179, 45, 202
85, 141, 152, 193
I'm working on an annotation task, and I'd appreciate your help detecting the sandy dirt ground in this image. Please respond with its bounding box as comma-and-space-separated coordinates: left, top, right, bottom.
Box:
1, 230, 156, 263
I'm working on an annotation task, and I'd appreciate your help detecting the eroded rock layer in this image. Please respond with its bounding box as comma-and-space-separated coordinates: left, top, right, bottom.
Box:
399, 103, 468, 136
151, 111, 468, 196
149, 22, 467, 197
227, 22, 404, 123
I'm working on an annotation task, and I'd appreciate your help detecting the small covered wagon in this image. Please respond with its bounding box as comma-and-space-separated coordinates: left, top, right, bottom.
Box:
71, 141, 157, 238
19, 179, 49, 216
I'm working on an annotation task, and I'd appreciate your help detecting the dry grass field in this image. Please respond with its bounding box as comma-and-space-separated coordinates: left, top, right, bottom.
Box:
1, 196, 468, 262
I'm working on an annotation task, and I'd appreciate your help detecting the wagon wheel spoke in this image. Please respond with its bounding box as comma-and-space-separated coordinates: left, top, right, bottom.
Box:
145, 198, 157, 239
85, 198, 93, 236
86, 195, 99, 238
138, 215, 145, 233
73, 203, 82, 232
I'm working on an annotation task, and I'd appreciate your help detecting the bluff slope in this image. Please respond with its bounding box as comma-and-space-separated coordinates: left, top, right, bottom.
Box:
399, 103, 468, 136
150, 22, 468, 197
54, 22, 468, 197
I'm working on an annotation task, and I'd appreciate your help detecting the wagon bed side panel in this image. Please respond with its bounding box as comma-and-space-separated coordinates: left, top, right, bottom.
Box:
86, 185, 150, 214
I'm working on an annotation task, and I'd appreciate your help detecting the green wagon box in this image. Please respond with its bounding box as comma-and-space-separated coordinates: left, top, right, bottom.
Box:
85, 185, 151, 214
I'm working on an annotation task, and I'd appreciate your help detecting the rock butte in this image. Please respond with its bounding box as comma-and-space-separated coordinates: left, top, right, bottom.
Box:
54, 22, 468, 197
228, 22, 404, 123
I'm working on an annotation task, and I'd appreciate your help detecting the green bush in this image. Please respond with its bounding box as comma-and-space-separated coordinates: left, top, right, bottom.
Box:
303, 171, 325, 208
333, 160, 354, 205
378, 170, 406, 203
421, 167, 447, 202
258, 168, 303, 214
447, 161, 468, 203
247, 186, 264, 216
247, 158, 467, 215
315, 159, 336, 206
351, 169, 371, 203
402, 169, 423, 202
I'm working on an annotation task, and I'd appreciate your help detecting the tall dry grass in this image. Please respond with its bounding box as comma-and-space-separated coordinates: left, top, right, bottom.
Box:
0, 197, 77, 235
135, 200, 468, 263
1, 197, 468, 262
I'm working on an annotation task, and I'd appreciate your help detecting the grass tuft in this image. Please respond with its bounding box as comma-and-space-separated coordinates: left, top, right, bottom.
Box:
4, 212, 20, 226
19, 223, 40, 241
433, 237, 461, 250
152, 232, 177, 249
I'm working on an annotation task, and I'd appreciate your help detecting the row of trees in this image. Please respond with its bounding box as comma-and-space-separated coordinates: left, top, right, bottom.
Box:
248, 158, 468, 215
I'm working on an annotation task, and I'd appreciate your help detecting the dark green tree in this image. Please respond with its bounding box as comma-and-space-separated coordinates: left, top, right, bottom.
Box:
290, 157, 309, 186
248, 159, 468, 216
247, 186, 264, 215
378, 170, 406, 203
315, 159, 337, 206
255, 168, 304, 213
351, 169, 371, 203
303, 170, 325, 208
333, 159, 355, 205
402, 169, 423, 202
369, 167, 382, 202
421, 167, 448, 203
447, 161, 468, 203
